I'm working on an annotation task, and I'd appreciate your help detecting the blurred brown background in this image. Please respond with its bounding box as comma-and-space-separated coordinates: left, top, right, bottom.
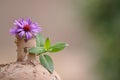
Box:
0, 0, 97, 80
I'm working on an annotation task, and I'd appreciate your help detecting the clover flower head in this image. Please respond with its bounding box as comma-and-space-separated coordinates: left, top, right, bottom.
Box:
10, 18, 41, 40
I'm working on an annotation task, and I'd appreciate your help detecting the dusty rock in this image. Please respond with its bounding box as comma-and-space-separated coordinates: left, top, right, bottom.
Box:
0, 37, 61, 80
0, 62, 61, 80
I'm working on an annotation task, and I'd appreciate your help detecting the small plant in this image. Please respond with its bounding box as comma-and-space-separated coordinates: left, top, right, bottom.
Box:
29, 34, 68, 73
10, 18, 68, 74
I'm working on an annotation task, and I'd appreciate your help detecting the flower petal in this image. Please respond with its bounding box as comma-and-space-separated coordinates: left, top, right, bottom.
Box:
30, 24, 37, 29
19, 31, 25, 38
26, 18, 32, 24
23, 21, 28, 25
16, 29, 23, 33
9, 27, 17, 35
31, 28, 41, 33
27, 32, 32, 39
25, 32, 32, 39
14, 20, 22, 27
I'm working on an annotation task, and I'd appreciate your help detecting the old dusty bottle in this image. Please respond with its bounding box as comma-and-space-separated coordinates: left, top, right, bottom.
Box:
0, 18, 61, 80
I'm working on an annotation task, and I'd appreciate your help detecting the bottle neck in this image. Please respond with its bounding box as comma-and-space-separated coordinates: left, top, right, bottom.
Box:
15, 37, 36, 62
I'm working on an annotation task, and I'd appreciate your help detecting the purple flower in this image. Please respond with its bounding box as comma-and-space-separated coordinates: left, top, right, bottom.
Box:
10, 18, 41, 40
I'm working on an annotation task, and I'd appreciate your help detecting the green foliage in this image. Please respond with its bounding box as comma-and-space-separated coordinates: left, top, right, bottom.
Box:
36, 33, 45, 47
78, 0, 120, 37
29, 33, 68, 73
97, 36, 120, 80
30, 34, 68, 54
48, 43, 68, 53
44, 38, 51, 50
40, 54, 54, 73
75, 0, 120, 80
29, 47, 46, 55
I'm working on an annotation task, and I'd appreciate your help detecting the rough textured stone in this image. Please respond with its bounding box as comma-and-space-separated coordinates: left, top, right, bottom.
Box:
0, 62, 61, 80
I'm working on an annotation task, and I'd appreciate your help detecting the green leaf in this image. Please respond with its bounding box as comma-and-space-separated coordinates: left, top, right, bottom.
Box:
44, 38, 51, 50
36, 33, 45, 47
40, 54, 54, 73
29, 47, 46, 55
48, 43, 68, 53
